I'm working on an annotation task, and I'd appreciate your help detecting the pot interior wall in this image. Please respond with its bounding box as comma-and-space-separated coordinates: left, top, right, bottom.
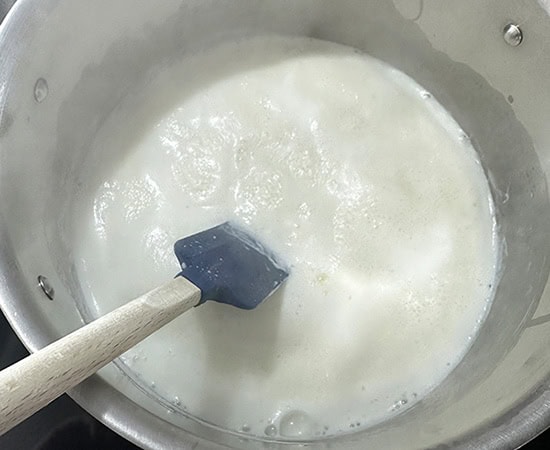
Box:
2, 1, 550, 448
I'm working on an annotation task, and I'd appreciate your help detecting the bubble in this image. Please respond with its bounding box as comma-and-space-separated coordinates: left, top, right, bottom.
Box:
316, 273, 328, 284
34, 78, 49, 103
279, 410, 313, 437
420, 90, 431, 99
173, 396, 181, 406
391, 397, 409, 411
264, 424, 278, 437
241, 424, 251, 433
459, 132, 471, 144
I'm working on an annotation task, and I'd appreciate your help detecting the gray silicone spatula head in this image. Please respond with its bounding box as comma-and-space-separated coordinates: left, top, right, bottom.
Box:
174, 222, 289, 310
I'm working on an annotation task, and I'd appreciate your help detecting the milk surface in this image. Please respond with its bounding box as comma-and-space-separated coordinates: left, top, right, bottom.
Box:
73, 36, 499, 439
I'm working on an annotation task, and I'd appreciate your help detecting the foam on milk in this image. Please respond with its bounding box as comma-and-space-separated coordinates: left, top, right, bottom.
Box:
73, 36, 499, 439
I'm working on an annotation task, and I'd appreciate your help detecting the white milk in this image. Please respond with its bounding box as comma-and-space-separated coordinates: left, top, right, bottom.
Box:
73, 36, 499, 439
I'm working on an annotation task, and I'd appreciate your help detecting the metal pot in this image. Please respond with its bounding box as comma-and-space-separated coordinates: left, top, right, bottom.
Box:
2, 0, 550, 448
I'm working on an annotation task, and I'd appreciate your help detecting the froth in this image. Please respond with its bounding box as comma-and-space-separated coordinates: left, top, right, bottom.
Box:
73, 36, 499, 439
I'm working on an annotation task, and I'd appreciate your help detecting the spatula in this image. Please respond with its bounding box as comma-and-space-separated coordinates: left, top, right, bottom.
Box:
0, 222, 288, 435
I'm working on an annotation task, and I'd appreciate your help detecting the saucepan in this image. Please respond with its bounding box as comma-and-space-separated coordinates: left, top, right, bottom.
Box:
1, 0, 550, 448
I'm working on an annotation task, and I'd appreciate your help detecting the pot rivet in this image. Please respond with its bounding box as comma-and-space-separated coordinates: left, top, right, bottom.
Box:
33, 78, 49, 103
37, 275, 55, 300
503, 23, 523, 47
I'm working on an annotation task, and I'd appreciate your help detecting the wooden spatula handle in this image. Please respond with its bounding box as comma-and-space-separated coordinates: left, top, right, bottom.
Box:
0, 276, 201, 435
